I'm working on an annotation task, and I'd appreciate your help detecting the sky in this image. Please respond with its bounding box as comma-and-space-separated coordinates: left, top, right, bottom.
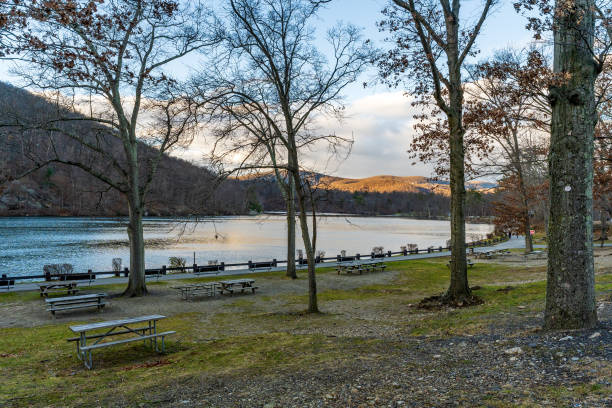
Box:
176, 0, 539, 178
299, 0, 539, 178
0, 0, 540, 179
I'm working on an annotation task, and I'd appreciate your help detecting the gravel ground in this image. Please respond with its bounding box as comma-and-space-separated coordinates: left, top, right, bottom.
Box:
95, 301, 610, 408
143, 303, 612, 408
0, 270, 401, 328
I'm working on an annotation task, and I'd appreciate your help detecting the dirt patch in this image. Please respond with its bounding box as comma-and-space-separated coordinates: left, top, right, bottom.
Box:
417, 293, 484, 309
0, 270, 400, 329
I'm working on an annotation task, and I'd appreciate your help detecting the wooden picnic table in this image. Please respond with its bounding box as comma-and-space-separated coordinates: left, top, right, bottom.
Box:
38, 282, 79, 297
68, 314, 175, 369
336, 261, 386, 275
46, 293, 107, 316
173, 282, 220, 300
218, 279, 258, 295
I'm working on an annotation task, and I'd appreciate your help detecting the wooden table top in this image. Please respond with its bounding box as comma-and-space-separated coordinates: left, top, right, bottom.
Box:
70, 315, 166, 333
220, 279, 254, 285
45, 293, 106, 303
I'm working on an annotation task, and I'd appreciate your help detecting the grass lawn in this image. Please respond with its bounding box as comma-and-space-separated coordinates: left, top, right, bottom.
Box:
0, 258, 610, 407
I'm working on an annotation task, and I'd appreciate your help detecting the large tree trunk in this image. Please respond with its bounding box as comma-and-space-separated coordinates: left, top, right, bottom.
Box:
444, 39, 470, 304
513, 132, 534, 253
123, 158, 148, 297
292, 171, 318, 313
286, 178, 297, 279
445, 109, 469, 303
545, 0, 597, 329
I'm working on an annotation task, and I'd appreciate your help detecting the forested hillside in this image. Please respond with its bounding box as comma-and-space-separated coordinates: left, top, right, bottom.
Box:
0, 82, 494, 218
0, 82, 248, 216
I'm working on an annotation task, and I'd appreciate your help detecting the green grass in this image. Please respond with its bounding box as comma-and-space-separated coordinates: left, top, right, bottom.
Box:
0, 257, 610, 407
0, 317, 374, 406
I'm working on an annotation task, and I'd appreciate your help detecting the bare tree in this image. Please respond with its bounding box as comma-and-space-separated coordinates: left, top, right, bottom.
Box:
466, 48, 551, 252
206, 104, 301, 279
378, 0, 497, 306
9, 0, 220, 296
202, 0, 373, 312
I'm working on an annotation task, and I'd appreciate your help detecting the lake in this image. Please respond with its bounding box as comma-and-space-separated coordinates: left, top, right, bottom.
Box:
0, 216, 494, 277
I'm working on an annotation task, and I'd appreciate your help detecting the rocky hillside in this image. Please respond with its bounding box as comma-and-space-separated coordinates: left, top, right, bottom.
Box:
0, 82, 248, 216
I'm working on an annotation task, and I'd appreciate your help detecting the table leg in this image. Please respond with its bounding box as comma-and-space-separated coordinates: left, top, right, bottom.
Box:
78, 332, 86, 362
153, 320, 158, 352
148, 321, 152, 347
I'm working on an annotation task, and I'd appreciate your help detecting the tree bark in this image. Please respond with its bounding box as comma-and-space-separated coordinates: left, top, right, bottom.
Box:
444, 30, 470, 304
286, 177, 297, 279
123, 154, 148, 297
292, 170, 318, 313
445, 108, 470, 302
600, 210, 608, 248
512, 128, 534, 253
517, 166, 534, 253
545, 0, 597, 329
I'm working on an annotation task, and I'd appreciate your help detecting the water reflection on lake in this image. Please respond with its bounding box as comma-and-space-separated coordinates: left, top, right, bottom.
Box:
0, 216, 493, 276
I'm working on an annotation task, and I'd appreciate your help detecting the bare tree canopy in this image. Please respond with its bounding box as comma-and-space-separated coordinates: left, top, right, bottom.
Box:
6, 0, 221, 296
196, 0, 374, 312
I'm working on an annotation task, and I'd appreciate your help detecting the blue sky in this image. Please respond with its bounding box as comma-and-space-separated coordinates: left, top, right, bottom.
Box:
0, 1, 539, 179
301, 0, 539, 178
315, 0, 535, 101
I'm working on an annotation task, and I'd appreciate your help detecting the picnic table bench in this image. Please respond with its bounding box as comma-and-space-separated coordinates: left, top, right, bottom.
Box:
336, 261, 386, 275
38, 282, 80, 297
194, 264, 224, 275
0, 274, 14, 290
173, 282, 220, 300
68, 315, 174, 369
218, 279, 258, 295
523, 250, 547, 260
248, 260, 276, 272
46, 293, 107, 317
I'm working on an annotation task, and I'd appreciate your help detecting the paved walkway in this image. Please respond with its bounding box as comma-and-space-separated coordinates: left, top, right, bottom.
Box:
5, 237, 609, 293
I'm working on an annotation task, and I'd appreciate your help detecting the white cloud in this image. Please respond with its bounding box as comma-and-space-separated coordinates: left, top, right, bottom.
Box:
302, 91, 434, 178
57, 88, 436, 179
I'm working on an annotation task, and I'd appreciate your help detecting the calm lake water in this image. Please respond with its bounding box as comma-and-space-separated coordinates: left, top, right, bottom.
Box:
0, 216, 493, 277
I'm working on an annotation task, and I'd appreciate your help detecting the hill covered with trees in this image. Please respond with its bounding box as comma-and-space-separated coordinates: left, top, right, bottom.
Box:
0, 82, 495, 218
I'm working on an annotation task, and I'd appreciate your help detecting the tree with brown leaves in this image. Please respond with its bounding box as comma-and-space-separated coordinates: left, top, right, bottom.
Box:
466, 49, 551, 252
514, 0, 612, 329
378, 0, 497, 306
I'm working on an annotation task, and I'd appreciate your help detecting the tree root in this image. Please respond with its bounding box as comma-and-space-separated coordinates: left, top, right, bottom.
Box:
417, 293, 484, 310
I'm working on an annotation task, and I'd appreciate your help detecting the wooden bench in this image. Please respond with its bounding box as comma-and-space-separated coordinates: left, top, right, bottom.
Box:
69, 315, 174, 369
46, 293, 107, 317
336, 262, 364, 275
0, 274, 14, 290
38, 282, 80, 297
337, 261, 386, 275
145, 268, 166, 280
248, 261, 276, 272
194, 264, 224, 275
363, 261, 386, 272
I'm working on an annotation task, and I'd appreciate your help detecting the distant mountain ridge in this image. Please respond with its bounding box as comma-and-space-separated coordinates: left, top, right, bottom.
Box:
0, 82, 247, 216
241, 173, 496, 196
323, 175, 496, 195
